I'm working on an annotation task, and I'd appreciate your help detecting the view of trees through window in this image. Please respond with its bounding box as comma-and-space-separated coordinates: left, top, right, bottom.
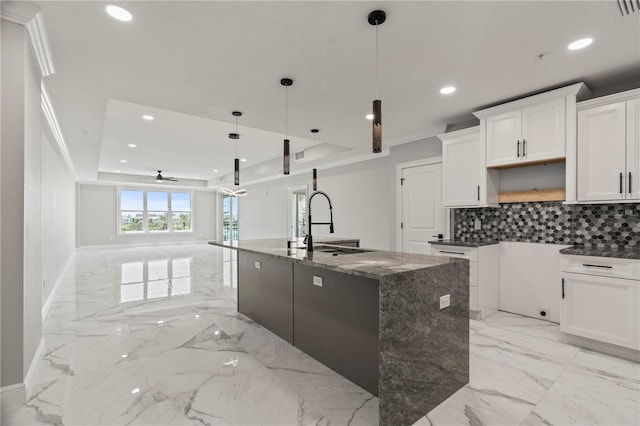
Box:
120, 190, 191, 233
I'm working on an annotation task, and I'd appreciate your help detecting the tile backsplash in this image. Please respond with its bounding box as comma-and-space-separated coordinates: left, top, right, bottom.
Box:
454, 202, 640, 248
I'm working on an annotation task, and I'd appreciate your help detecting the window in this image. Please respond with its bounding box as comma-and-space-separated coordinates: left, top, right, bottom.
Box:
119, 189, 192, 234
221, 194, 238, 242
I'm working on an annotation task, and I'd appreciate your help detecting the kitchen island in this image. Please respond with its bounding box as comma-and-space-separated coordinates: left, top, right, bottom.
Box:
209, 238, 469, 426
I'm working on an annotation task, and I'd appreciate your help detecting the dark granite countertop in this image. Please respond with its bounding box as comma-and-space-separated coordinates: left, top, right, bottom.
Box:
209, 238, 464, 280
429, 239, 500, 248
559, 245, 640, 260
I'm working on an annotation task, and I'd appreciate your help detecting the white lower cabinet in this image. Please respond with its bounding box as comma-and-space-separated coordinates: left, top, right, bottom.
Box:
560, 255, 640, 350
431, 244, 499, 318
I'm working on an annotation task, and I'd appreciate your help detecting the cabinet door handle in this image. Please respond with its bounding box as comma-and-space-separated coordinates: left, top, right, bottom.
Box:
516, 140, 520, 158
620, 172, 624, 194
439, 250, 466, 255
477, 185, 480, 201
562, 278, 565, 299
583, 263, 613, 269
522, 139, 526, 157
629, 172, 632, 194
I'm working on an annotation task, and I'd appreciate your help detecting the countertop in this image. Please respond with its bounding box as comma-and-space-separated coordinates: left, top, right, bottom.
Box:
429, 239, 500, 248
559, 245, 640, 260
209, 238, 463, 280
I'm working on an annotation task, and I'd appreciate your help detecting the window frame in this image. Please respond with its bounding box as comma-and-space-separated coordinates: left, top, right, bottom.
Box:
117, 188, 194, 235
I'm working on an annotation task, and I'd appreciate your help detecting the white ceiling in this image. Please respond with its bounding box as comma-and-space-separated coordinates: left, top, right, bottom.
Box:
34, 0, 640, 185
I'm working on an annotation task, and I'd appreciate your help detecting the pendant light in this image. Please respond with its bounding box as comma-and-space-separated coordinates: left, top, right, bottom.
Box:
218, 111, 248, 197
230, 111, 242, 185
311, 129, 319, 190
281, 78, 293, 175
368, 10, 386, 153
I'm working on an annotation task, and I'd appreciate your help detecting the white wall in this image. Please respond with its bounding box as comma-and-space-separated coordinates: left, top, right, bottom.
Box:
41, 127, 76, 305
1, 18, 27, 388
76, 184, 217, 246
23, 34, 43, 375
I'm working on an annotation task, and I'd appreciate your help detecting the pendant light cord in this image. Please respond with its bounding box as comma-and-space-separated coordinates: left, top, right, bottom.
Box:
235, 115, 239, 159
375, 22, 379, 100
285, 86, 288, 138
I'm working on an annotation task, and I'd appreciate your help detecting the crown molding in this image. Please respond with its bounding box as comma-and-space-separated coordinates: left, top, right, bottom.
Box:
26, 13, 55, 77
1, 1, 39, 25
41, 84, 78, 180
577, 88, 640, 110
473, 82, 591, 119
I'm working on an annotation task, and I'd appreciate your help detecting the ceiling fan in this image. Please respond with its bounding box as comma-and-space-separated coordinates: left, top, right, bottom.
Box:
141, 170, 179, 183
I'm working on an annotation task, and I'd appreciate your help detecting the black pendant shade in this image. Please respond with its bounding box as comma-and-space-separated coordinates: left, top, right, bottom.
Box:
312, 168, 317, 191
372, 99, 382, 153
230, 111, 242, 185
234, 158, 240, 185
283, 139, 290, 175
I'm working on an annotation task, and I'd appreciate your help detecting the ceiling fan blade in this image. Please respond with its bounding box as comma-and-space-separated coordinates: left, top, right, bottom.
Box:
164, 178, 179, 182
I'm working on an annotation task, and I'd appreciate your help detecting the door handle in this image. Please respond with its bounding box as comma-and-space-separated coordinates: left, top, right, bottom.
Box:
439, 250, 466, 255
562, 278, 565, 299
620, 172, 623, 194
477, 185, 480, 201
629, 172, 632, 194
516, 140, 520, 158
583, 264, 613, 269
522, 139, 526, 157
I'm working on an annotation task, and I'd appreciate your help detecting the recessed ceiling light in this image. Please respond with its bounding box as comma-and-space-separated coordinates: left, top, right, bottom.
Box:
157, 320, 164, 324
194, 177, 199, 179
142, 115, 154, 121
568, 38, 593, 50
366, 114, 374, 120
440, 86, 456, 95
106, 5, 132, 22
115, 170, 121, 173
240, 158, 247, 162
128, 144, 136, 148
130, 388, 140, 394
120, 159, 127, 163
213, 169, 219, 173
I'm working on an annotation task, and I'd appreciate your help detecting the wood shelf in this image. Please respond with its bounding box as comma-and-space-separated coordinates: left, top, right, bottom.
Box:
498, 188, 566, 203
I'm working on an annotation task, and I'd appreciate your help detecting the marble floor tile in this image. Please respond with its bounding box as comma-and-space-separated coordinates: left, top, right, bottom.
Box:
5, 243, 639, 426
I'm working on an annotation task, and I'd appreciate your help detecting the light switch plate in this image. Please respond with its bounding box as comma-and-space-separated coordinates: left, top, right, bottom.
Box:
313, 276, 323, 287
254, 261, 261, 269
439, 294, 451, 309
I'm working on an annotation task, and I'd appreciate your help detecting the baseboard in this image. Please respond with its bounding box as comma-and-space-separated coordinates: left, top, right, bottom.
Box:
42, 250, 75, 322
563, 334, 640, 362
0, 383, 26, 411
24, 338, 44, 396
77, 240, 210, 250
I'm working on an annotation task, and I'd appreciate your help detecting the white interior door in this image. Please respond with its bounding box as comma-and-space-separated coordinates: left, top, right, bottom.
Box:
401, 163, 444, 254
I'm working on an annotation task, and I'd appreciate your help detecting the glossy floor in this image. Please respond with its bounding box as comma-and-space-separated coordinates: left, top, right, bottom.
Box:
2, 243, 638, 425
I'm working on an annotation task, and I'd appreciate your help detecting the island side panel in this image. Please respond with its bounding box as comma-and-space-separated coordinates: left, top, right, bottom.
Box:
379, 260, 470, 426
237, 251, 294, 344
293, 263, 379, 396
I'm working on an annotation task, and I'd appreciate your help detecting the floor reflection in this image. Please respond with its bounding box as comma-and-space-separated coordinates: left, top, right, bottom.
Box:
120, 257, 192, 303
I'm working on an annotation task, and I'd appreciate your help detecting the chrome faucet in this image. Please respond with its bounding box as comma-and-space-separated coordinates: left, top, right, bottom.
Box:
304, 190, 334, 252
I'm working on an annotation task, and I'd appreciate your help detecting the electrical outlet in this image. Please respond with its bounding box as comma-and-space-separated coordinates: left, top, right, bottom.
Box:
474, 219, 481, 230
254, 261, 261, 269
439, 294, 451, 309
312, 276, 323, 287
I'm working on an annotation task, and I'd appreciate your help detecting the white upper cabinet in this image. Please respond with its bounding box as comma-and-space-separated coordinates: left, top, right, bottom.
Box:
439, 126, 498, 208
475, 83, 588, 170
484, 98, 566, 167
576, 89, 640, 202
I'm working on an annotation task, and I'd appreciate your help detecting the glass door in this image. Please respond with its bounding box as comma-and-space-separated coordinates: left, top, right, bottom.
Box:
221, 194, 239, 242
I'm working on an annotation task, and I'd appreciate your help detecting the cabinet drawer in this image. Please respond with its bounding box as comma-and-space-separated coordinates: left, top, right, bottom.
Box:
470, 286, 478, 311
431, 245, 478, 262
561, 255, 640, 280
